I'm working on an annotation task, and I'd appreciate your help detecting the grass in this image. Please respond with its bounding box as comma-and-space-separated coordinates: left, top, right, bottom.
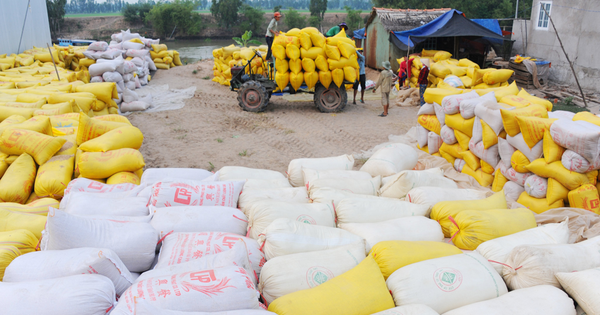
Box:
216, 138, 223, 143
552, 96, 589, 113
202, 76, 210, 80
65, 12, 122, 18
284, 129, 295, 134
354, 157, 369, 167
208, 162, 215, 172
192, 70, 198, 74
239, 150, 248, 157
176, 134, 187, 140
172, 127, 187, 133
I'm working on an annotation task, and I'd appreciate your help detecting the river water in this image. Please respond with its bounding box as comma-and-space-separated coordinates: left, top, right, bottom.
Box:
164, 39, 266, 64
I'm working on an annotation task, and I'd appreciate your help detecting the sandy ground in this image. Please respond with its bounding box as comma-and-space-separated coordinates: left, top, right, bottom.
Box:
128, 60, 419, 173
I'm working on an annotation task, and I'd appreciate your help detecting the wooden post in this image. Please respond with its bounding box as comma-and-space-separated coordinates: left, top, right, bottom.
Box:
541, 4, 587, 107
46, 43, 60, 81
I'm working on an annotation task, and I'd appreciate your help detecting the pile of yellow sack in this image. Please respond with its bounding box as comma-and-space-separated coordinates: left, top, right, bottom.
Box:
416, 70, 600, 215
211, 45, 269, 86
149, 45, 183, 70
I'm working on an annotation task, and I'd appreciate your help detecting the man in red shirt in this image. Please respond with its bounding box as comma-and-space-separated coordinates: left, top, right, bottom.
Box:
418, 65, 429, 106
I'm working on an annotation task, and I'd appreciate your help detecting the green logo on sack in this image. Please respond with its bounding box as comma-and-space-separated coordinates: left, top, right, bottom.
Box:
296, 214, 316, 225
306, 266, 334, 288
434, 267, 463, 292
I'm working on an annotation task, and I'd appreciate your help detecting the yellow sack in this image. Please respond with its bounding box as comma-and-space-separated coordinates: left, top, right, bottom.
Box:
480, 160, 495, 174
268, 256, 394, 315
0, 115, 26, 127
518, 89, 552, 111
155, 62, 170, 70
304, 71, 319, 90
0, 129, 66, 165
0, 158, 7, 178
34, 155, 74, 199
78, 148, 145, 179
472, 68, 495, 86
431, 191, 507, 237
543, 129, 565, 163
462, 164, 494, 186
92, 114, 131, 126
433, 51, 452, 62
302, 27, 319, 35
75, 82, 118, 104
106, 171, 141, 185
0, 208, 47, 238
151, 44, 168, 53
480, 120, 498, 149
275, 71, 290, 91
500, 104, 548, 137
572, 111, 600, 127
289, 59, 302, 74
337, 42, 356, 59
290, 72, 303, 91
369, 241, 462, 279
0, 197, 58, 216
454, 129, 471, 151
588, 170, 598, 186
418, 114, 441, 135
91, 99, 106, 111
319, 71, 332, 89
516, 116, 557, 149
430, 63, 452, 78
4, 155, 18, 164
449, 208, 536, 250
76, 113, 128, 145
0, 153, 36, 200
285, 28, 302, 37
517, 192, 564, 213
275, 58, 289, 73
299, 32, 312, 50
79, 126, 143, 152
446, 114, 474, 137
332, 68, 344, 88
16, 93, 49, 104
526, 159, 589, 190
308, 32, 326, 48
3, 100, 46, 109
476, 81, 520, 101
0, 230, 37, 254
423, 88, 462, 105
0, 106, 35, 121
567, 184, 600, 215
325, 36, 355, 47
315, 55, 329, 72
325, 45, 341, 61
273, 35, 300, 47
483, 69, 514, 85
501, 95, 531, 108
344, 66, 356, 83
547, 178, 569, 205
1, 116, 53, 136
439, 147, 456, 165
286, 44, 300, 60
301, 47, 325, 60
34, 102, 72, 116
48, 92, 96, 113
458, 59, 480, 69
422, 49, 440, 57
0, 245, 20, 280
492, 167, 509, 192
510, 150, 531, 173
439, 142, 464, 159
302, 58, 316, 73
446, 64, 467, 77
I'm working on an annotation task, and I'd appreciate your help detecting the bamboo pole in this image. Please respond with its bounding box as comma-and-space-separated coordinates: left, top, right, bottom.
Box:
47, 43, 60, 81
541, 4, 586, 107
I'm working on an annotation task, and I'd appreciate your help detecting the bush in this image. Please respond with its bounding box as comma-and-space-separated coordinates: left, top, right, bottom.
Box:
274, 5, 282, 12
308, 16, 321, 28
344, 6, 363, 32
285, 8, 306, 29
123, 3, 153, 25
210, 0, 243, 28
240, 4, 264, 36
146, 0, 203, 38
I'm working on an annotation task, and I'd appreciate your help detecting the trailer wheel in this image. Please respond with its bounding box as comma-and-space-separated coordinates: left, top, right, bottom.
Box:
238, 81, 269, 112
314, 84, 347, 113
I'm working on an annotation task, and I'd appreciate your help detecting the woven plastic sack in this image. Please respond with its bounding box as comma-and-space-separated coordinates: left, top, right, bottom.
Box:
0, 153, 36, 204
78, 148, 145, 179
287, 154, 354, 187
150, 205, 248, 237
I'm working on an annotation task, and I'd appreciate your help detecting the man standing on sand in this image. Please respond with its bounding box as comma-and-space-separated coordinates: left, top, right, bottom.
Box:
353, 48, 366, 105
372, 61, 397, 117
265, 12, 282, 61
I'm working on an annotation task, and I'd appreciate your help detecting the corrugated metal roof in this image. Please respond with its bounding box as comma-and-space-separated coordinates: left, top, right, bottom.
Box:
365, 7, 451, 33
0, 0, 52, 55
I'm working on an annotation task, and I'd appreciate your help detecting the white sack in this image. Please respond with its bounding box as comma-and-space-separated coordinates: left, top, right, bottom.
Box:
218, 166, 285, 181
123, 60, 137, 73
61, 178, 140, 205
258, 242, 366, 304
302, 168, 372, 186
123, 88, 139, 103
556, 268, 600, 315
470, 117, 483, 144
440, 125, 457, 144
339, 216, 444, 253
149, 180, 244, 208
121, 101, 150, 112
469, 141, 500, 167
287, 154, 354, 187
4, 247, 133, 295
243, 178, 292, 190
428, 132, 443, 154
379, 168, 458, 199
133, 300, 275, 315
309, 187, 368, 207
498, 137, 516, 168
550, 119, 600, 163
504, 180, 525, 201
260, 218, 364, 260
89, 62, 117, 77
62, 193, 149, 217
386, 252, 508, 314
442, 90, 479, 115
434, 102, 446, 127
140, 168, 214, 185
562, 149, 600, 173
336, 196, 429, 224
150, 205, 248, 237
524, 175, 548, 198
90, 76, 104, 83
88, 41, 109, 51
42, 208, 158, 272
101, 48, 123, 59
459, 92, 496, 119
503, 235, 600, 290
374, 305, 440, 315
474, 100, 508, 135
102, 71, 123, 82
406, 187, 489, 208
418, 103, 435, 115
475, 221, 570, 274
418, 125, 430, 147
454, 158, 466, 172
548, 110, 576, 120
308, 176, 381, 196
126, 49, 150, 58
238, 187, 308, 215
506, 133, 543, 162
145, 55, 157, 71
360, 143, 418, 177
0, 274, 115, 315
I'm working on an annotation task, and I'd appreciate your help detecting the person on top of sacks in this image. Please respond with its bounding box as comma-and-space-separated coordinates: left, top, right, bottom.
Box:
353, 48, 366, 105
373, 61, 398, 117
325, 22, 351, 38
265, 12, 283, 61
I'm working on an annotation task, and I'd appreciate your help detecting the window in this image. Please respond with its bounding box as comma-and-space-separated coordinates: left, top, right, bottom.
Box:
424, 37, 437, 50
537, 1, 552, 30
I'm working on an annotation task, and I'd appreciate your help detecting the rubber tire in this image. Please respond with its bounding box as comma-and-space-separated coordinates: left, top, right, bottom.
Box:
237, 81, 269, 112
314, 83, 347, 113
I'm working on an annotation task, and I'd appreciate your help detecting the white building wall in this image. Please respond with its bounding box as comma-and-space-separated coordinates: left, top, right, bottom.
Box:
0, 0, 52, 55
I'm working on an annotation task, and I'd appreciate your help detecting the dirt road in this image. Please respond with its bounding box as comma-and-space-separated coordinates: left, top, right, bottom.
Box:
128, 61, 419, 173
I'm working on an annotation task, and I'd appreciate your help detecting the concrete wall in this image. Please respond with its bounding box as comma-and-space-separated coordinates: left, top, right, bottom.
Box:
0, 0, 52, 55
512, 0, 600, 92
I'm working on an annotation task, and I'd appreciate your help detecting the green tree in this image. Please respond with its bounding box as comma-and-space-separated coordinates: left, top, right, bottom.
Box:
239, 4, 264, 36
233, 30, 263, 47
285, 7, 306, 29
47, 0, 67, 38
146, 0, 203, 38
211, 0, 243, 28
344, 6, 362, 32
309, 0, 327, 28
273, 5, 281, 12
308, 15, 321, 28
122, 3, 153, 25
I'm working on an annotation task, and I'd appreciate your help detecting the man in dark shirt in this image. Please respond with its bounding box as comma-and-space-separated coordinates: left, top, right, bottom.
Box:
418, 65, 430, 106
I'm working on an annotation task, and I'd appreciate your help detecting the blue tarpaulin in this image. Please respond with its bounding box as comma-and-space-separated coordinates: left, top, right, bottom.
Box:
472, 19, 503, 45
391, 9, 506, 50
353, 28, 365, 40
